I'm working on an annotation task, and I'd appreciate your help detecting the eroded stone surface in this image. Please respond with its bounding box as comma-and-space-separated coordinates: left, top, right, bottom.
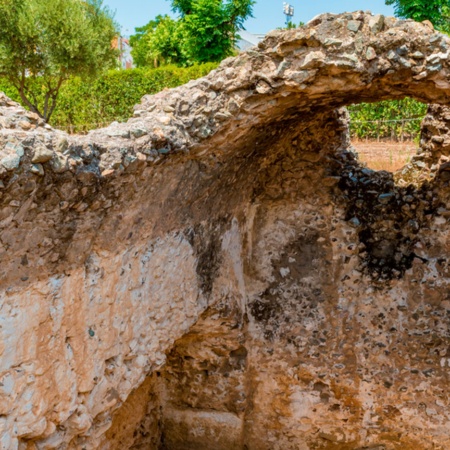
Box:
2, 10, 450, 450
144, 110, 450, 450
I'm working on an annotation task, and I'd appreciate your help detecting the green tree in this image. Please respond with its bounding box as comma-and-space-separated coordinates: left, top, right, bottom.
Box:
148, 17, 185, 66
174, 0, 254, 63
0, 0, 118, 122
385, 0, 450, 32
145, 16, 185, 66
129, 18, 160, 68
130, 15, 183, 67
179, 0, 235, 63
130, 0, 254, 67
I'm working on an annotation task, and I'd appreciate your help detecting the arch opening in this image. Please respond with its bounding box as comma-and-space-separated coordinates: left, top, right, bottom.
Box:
349, 97, 428, 172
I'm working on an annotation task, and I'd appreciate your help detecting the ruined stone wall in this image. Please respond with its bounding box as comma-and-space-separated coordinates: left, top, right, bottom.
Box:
2, 10, 450, 450
152, 114, 450, 450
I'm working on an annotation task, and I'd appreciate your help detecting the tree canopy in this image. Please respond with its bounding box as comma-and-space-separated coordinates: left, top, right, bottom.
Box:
131, 15, 185, 67
385, 0, 450, 32
130, 0, 254, 67
0, 0, 118, 122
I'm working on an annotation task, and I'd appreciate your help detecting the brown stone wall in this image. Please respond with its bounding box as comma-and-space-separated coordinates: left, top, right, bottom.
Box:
2, 10, 450, 450
148, 110, 450, 450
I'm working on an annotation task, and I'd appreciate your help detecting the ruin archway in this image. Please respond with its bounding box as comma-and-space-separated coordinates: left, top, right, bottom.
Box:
2, 11, 450, 450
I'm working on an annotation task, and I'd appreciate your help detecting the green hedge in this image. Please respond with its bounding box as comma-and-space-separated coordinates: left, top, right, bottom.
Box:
348, 98, 427, 141
0, 63, 218, 133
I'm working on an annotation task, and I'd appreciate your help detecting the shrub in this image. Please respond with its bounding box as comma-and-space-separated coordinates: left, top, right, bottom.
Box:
0, 63, 218, 132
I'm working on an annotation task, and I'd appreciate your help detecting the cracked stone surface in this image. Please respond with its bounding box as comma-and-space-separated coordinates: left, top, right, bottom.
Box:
2, 10, 450, 450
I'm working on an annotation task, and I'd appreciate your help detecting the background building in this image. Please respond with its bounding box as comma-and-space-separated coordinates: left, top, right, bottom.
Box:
236, 30, 266, 51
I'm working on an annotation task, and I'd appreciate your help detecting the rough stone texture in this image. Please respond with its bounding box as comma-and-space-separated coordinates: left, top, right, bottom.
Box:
2, 10, 450, 450
421, 104, 450, 162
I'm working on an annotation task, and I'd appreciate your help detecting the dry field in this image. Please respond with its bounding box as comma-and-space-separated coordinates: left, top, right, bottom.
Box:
351, 140, 418, 172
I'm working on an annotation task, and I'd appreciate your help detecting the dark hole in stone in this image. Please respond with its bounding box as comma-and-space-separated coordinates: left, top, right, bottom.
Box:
331, 148, 441, 281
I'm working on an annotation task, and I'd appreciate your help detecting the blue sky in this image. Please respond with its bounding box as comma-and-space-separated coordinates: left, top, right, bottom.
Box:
104, 0, 395, 35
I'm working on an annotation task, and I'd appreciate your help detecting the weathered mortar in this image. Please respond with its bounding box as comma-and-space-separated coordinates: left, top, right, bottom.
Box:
2, 10, 450, 450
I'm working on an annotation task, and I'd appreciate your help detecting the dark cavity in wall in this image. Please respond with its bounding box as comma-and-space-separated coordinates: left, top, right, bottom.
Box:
185, 216, 229, 296
331, 149, 441, 281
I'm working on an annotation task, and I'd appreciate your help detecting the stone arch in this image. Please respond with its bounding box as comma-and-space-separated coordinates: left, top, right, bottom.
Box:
133, 11, 450, 159
1, 10, 450, 450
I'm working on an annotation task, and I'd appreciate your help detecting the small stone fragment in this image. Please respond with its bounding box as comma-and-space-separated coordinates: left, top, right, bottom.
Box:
157, 116, 171, 125
50, 154, 68, 173
349, 217, 361, 228
131, 128, 147, 138
323, 38, 343, 47
255, 80, 271, 94
32, 146, 54, 163
368, 14, 384, 33
25, 111, 40, 122
101, 169, 115, 177
55, 137, 69, 153
366, 47, 377, 60
18, 120, 31, 130
387, 50, 397, 60
378, 193, 395, 204
414, 71, 428, 80
347, 20, 361, 32
30, 164, 45, 176
411, 51, 425, 59
133, 110, 146, 117
300, 51, 325, 69
1, 153, 21, 171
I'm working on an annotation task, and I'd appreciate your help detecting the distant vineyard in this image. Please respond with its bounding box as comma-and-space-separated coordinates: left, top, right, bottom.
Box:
348, 98, 428, 141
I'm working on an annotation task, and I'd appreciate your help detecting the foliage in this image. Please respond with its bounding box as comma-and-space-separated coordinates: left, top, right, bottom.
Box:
145, 16, 185, 66
179, 0, 234, 63
385, 0, 450, 32
172, 0, 253, 28
129, 16, 162, 68
130, 0, 254, 66
130, 15, 184, 67
174, 0, 255, 63
348, 98, 428, 140
0, 63, 218, 132
280, 21, 305, 29
0, 0, 118, 122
